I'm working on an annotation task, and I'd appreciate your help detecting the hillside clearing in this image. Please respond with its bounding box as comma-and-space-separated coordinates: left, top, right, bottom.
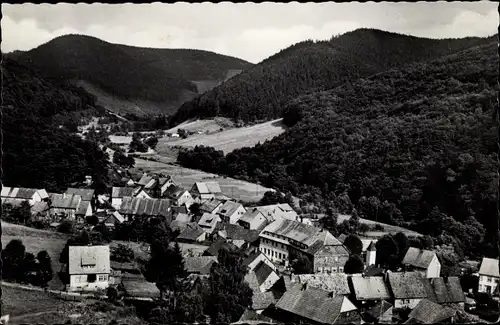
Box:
165, 117, 235, 134
132, 158, 273, 202
158, 118, 286, 154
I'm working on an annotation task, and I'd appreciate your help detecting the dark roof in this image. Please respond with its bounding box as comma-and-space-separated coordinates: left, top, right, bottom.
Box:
402, 247, 437, 269
177, 223, 205, 241
163, 185, 186, 200
75, 200, 91, 216
253, 291, 277, 310
65, 188, 95, 201
112, 186, 139, 198
387, 272, 429, 299
292, 274, 350, 296
184, 256, 217, 274
218, 201, 244, 218
243, 251, 262, 268
426, 277, 465, 304
275, 283, 356, 324
200, 198, 222, 212
49, 193, 81, 209
407, 299, 457, 324
121, 275, 161, 298
119, 197, 171, 217
204, 237, 237, 257
218, 223, 261, 243
110, 261, 140, 273
172, 205, 189, 214
254, 261, 275, 286
365, 300, 393, 320
364, 266, 385, 277
367, 241, 377, 251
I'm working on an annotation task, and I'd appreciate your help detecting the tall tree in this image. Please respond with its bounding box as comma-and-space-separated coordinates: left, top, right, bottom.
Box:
36, 250, 54, 288
1, 239, 26, 282
344, 235, 363, 256
344, 255, 365, 274
375, 235, 400, 270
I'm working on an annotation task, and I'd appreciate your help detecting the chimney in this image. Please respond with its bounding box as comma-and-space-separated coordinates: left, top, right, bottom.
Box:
85, 175, 93, 186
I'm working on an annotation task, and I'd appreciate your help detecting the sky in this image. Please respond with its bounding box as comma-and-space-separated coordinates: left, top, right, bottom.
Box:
2, 1, 498, 64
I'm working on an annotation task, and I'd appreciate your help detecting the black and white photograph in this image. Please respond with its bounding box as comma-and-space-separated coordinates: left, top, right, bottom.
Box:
0, 1, 498, 324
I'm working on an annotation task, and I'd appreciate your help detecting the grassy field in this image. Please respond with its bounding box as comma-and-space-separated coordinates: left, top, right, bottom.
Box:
165, 117, 235, 134
132, 157, 273, 202
158, 118, 286, 154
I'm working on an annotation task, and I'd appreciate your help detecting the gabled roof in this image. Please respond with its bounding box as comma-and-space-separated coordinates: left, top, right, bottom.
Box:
351, 276, 391, 301
218, 223, 261, 243
407, 299, 457, 324
49, 193, 81, 209
184, 256, 217, 274
198, 213, 222, 228
105, 211, 125, 224
137, 174, 154, 187
387, 272, 429, 299
275, 283, 357, 324
68, 245, 110, 275
119, 197, 171, 217
1, 187, 45, 200
426, 277, 465, 304
192, 181, 222, 194
402, 247, 437, 269
367, 241, 377, 251
254, 261, 276, 286
200, 198, 223, 212
65, 188, 95, 201
478, 257, 500, 278
292, 273, 350, 296
205, 237, 237, 257
112, 186, 139, 198
177, 223, 205, 241
172, 205, 189, 215
255, 203, 298, 221
252, 291, 277, 310
243, 251, 265, 269
239, 208, 267, 224
76, 200, 91, 216
365, 300, 393, 320
163, 184, 187, 200
218, 201, 245, 218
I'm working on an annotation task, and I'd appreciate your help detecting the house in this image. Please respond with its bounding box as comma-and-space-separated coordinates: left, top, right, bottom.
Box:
163, 185, 194, 207
184, 256, 218, 275
363, 300, 393, 324
291, 273, 351, 296
425, 276, 465, 307
365, 241, 377, 267
387, 272, 429, 309
243, 251, 278, 273
177, 223, 207, 243
198, 213, 222, 234
48, 193, 82, 220
199, 198, 223, 214
255, 203, 298, 222
111, 186, 149, 209
65, 188, 96, 211
103, 211, 125, 228
68, 245, 110, 292
238, 208, 269, 230
203, 237, 238, 257
137, 174, 177, 198
274, 283, 361, 324
350, 276, 392, 306
1, 186, 49, 205
217, 201, 246, 224
259, 219, 346, 270
190, 181, 224, 201
245, 261, 280, 292
402, 247, 441, 278
216, 223, 261, 248
405, 299, 457, 324
118, 197, 171, 221
477, 257, 499, 296
75, 200, 93, 220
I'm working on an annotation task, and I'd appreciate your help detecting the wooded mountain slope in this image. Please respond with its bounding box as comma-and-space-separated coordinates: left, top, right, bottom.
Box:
1, 57, 110, 193
170, 28, 495, 125
178, 42, 498, 257
9, 34, 253, 116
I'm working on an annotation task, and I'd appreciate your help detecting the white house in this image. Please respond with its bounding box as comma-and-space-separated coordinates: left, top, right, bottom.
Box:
238, 208, 269, 230
68, 245, 111, 292
365, 241, 377, 267
478, 257, 499, 296
245, 261, 280, 293
1, 186, 49, 205
402, 247, 441, 278
164, 185, 194, 207
217, 201, 246, 224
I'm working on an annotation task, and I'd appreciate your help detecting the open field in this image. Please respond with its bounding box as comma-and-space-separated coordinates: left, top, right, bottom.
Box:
132, 157, 273, 202
165, 117, 235, 134
158, 118, 286, 154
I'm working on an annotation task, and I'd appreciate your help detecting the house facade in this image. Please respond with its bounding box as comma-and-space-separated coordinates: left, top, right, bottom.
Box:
118, 196, 171, 221
68, 245, 111, 292
387, 272, 429, 309
190, 182, 224, 201
164, 185, 194, 207
217, 201, 246, 224
238, 208, 269, 230
48, 193, 82, 220
111, 186, 145, 209
402, 247, 441, 278
65, 188, 96, 212
478, 257, 500, 296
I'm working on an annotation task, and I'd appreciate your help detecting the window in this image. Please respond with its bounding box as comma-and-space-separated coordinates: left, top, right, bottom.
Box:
98, 275, 108, 281
488, 277, 492, 282
339, 267, 344, 272
87, 274, 96, 283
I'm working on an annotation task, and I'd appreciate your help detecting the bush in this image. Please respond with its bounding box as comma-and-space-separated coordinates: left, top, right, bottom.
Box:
58, 219, 75, 234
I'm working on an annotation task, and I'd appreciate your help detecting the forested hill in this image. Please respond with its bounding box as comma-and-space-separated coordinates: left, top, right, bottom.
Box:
8, 34, 253, 116
170, 28, 495, 126
2, 57, 110, 193
177, 41, 498, 258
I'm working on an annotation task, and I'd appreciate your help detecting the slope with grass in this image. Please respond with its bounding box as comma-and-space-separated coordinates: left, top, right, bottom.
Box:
170, 28, 496, 125
9, 34, 253, 116
157, 118, 286, 154
175, 41, 498, 257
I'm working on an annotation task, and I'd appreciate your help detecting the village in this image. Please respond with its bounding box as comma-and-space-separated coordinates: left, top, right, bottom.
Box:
1, 169, 499, 325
